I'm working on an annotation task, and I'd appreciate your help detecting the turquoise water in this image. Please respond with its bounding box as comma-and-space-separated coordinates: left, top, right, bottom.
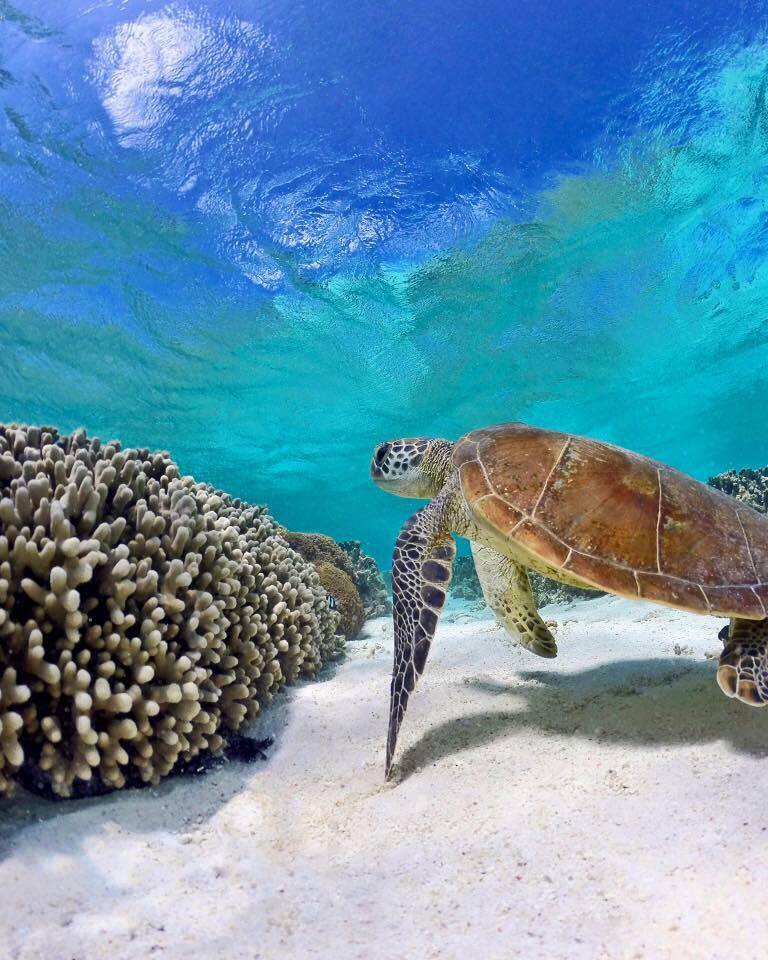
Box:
2, 3, 768, 563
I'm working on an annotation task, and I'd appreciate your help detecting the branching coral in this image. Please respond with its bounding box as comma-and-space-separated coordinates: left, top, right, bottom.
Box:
0, 424, 340, 798
709, 467, 768, 514
314, 562, 365, 640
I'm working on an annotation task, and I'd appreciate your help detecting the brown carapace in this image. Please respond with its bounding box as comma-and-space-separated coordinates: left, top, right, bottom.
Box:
372, 422, 768, 778
455, 422, 768, 619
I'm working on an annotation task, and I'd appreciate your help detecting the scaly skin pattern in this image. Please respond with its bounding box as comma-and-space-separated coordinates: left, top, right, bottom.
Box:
718, 618, 768, 706
387, 487, 456, 779
470, 542, 557, 657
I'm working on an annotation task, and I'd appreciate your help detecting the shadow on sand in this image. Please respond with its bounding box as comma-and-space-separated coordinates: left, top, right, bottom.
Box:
0, 657, 346, 859
395, 656, 768, 780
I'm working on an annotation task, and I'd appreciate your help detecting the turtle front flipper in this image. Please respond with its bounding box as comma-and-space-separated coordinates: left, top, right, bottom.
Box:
387, 501, 455, 779
718, 617, 768, 706
471, 543, 557, 658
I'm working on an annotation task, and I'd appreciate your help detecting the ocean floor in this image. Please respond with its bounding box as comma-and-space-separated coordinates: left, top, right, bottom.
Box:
3, 595, 768, 960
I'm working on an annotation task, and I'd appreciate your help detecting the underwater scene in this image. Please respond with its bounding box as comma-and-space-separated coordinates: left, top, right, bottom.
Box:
3, 1, 768, 958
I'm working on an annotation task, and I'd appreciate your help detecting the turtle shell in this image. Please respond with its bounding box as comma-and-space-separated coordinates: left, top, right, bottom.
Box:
454, 422, 768, 619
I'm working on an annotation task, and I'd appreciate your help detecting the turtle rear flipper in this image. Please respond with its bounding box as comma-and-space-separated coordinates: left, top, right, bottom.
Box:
471, 543, 557, 658
717, 618, 768, 706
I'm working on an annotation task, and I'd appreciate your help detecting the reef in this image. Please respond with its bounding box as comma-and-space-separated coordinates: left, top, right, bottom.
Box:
282, 531, 385, 635
528, 572, 602, 607
708, 467, 768, 513
314, 562, 365, 640
450, 556, 483, 600
338, 540, 390, 619
281, 531, 354, 577
451, 556, 601, 607
0, 424, 340, 798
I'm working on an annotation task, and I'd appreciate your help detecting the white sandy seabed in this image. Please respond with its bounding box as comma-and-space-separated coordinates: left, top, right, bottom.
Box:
2, 595, 768, 960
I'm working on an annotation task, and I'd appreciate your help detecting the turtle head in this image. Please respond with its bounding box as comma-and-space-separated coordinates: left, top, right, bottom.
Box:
370, 437, 454, 499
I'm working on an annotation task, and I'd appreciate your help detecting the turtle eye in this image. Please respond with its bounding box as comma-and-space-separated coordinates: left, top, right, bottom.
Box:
374, 443, 389, 466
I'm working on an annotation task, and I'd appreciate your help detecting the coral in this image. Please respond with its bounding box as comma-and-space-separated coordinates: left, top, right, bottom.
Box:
338, 540, 390, 619
451, 556, 482, 600
528, 572, 602, 607
708, 467, 768, 513
281, 531, 354, 577
0, 424, 340, 798
314, 562, 366, 640
0, 667, 29, 794
450, 555, 601, 606
284, 532, 390, 623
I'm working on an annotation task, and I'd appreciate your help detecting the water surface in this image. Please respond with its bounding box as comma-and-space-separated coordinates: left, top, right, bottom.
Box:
1, 1, 767, 561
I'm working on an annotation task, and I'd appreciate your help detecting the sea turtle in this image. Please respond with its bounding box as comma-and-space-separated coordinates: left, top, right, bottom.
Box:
371, 421, 768, 777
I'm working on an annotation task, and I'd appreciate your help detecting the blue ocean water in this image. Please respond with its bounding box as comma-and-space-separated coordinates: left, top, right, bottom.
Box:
2, 1, 768, 563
